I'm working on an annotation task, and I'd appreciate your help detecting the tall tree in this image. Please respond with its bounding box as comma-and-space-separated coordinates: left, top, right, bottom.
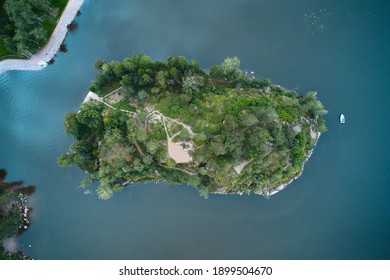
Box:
220, 57, 243, 80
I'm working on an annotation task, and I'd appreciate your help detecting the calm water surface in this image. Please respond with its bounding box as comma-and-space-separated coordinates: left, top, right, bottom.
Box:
1, 0, 390, 259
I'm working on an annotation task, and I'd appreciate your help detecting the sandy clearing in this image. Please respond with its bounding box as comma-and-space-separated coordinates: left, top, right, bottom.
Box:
234, 160, 250, 175
167, 136, 193, 163
310, 127, 318, 139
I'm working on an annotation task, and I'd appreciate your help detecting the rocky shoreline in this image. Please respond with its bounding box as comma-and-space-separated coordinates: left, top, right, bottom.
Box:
2, 193, 31, 257
263, 132, 322, 198
0, 0, 84, 74
210, 132, 322, 198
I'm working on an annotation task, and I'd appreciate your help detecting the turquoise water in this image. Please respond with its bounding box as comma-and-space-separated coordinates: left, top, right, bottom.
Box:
1, 0, 390, 259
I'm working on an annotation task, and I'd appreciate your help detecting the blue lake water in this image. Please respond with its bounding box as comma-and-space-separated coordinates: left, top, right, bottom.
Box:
1, 0, 390, 259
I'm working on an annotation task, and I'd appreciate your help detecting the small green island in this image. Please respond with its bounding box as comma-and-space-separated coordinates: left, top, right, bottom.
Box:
58, 54, 327, 199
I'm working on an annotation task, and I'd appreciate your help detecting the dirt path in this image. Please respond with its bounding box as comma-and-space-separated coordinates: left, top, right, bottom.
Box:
147, 110, 195, 136
82, 95, 194, 163
146, 111, 194, 163
0, 0, 84, 74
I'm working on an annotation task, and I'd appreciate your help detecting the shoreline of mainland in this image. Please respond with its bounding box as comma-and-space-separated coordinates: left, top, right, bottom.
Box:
0, 0, 84, 75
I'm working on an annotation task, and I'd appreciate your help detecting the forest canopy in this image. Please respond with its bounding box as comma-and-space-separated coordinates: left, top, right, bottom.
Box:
59, 54, 327, 200
0, 0, 68, 58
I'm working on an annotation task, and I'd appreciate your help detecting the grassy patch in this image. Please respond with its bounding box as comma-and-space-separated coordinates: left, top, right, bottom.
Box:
98, 80, 122, 97
0, 45, 11, 56
51, 0, 69, 13
112, 99, 136, 112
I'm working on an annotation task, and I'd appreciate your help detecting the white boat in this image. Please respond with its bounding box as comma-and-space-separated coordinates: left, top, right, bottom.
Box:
339, 114, 345, 124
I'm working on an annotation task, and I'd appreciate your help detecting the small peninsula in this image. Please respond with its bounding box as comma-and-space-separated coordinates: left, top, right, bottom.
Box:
58, 54, 327, 199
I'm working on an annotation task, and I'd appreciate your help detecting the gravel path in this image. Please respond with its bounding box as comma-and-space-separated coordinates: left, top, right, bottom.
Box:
0, 0, 84, 74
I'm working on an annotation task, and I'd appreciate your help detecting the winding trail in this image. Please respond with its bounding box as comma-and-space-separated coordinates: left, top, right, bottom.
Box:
83, 91, 195, 164
0, 0, 84, 74
146, 110, 195, 136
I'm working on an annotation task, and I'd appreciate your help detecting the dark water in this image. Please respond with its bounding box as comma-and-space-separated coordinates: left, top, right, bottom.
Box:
1, 0, 390, 259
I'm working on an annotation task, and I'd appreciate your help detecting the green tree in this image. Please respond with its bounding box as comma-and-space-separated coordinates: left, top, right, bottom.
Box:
3, 0, 53, 53
210, 139, 226, 156
195, 132, 207, 142
112, 61, 126, 78
102, 108, 127, 130
0, 208, 22, 240
147, 141, 160, 155
140, 73, 152, 86
223, 114, 238, 131
57, 153, 75, 167
101, 63, 115, 79
317, 117, 327, 133
199, 167, 207, 176
77, 101, 104, 129
133, 158, 144, 172
143, 155, 153, 166
179, 129, 190, 141
182, 74, 204, 94
301, 91, 328, 118
94, 59, 105, 70
96, 184, 113, 200
156, 71, 167, 89
209, 65, 224, 79
138, 90, 148, 101
30, 27, 47, 41
241, 114, 259, 127
64, 112, 80, 137
180, 94, 192, 105
220, 57, 243, 80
